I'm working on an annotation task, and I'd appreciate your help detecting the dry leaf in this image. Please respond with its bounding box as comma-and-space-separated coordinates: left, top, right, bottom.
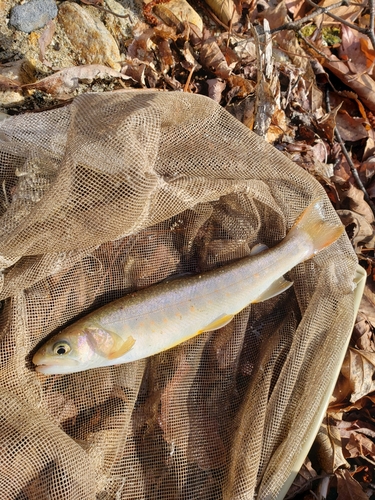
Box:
203, 0, 240, 25
284, 457, 318, 499
345, 182, 375, 223
336, 468, 369, 500
314, 417, 350, 473
341, 347, 375, 402
352, 311, 375, 352
23, 65, 131, 95
315, 0, 364, 25
338, 25, 371, 76
336, 111, 368, 142
337, 210, 375, 252
199, 37, 232, 79
323, 53, 375, 113
0, 75, 21, 91
39, 20, 56, 68
206, 78, 226, 102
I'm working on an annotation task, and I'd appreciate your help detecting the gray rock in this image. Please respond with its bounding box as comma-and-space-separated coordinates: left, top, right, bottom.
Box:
9, 0, 58, 33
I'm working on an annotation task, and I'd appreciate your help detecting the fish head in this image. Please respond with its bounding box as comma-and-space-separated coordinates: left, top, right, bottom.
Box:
32, 325, 107, 375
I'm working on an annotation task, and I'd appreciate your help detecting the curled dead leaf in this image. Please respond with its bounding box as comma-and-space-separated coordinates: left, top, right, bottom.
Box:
314, 417, 349, 473
352, 311, 375, 352
336, 468, 369, 500
341, 347, 375, 402
199, 37, 232, 79
344, 183, 375, 224
203, 0, 240, 26
22, 65, 131, 96
39, 20, 56, 68
336, 209, 375, 252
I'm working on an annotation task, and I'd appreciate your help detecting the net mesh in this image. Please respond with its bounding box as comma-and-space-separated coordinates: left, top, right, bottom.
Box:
0, 90, 357, 499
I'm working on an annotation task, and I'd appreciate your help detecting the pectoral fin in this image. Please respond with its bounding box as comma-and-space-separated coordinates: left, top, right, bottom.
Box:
253, 277, 293, 303
86, 326, 136, 360
108, 335, 136, 359
200, 314, 234, 332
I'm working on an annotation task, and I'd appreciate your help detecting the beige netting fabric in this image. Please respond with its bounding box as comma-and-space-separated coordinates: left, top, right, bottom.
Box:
0, 90, 357, 499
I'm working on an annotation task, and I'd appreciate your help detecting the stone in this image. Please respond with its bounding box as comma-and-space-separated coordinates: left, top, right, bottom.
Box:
9, 0, 58, 33
58, 2, 122, 72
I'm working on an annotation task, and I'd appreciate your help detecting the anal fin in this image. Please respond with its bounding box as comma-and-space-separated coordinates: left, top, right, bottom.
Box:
253, 277, 293, 303
200, 314, 234, 332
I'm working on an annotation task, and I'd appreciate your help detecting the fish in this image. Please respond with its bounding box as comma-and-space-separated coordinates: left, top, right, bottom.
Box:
33, 197, 344, 375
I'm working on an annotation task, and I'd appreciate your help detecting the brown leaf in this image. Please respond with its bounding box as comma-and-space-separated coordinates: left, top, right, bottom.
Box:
316, 0, 364, 25
203, 0, 240, 25
341, 347, 375, 402
323, 53, 375, 113
352, 311, 375, 352
338, 25, 370, 76
206, 78, 226, 102
0, 75, 21, 91
284, 457, 318, 499
336, 110, 368, 142
39, 20, 56, 68
226, 74, 254, 98
23, 65, 131, 96
336, 210, 375, 252
336, 468, 369, 500
316, 104, 341, 143
345, 431, 375, 459
314, 417, 350, 473
345, 182, 375, 223
199, 37, 232, 79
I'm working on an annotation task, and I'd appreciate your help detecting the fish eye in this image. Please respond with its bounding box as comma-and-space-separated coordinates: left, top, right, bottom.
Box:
53, 341, 71, 356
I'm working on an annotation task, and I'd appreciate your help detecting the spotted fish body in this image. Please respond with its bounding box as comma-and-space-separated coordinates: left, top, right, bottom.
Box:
33, 197, 344, 375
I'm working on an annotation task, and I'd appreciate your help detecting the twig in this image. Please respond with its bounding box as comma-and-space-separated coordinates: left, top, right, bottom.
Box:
270, 0, 349, 33
297, 29, 336, 62
325, 88, 375, 217
304, 0, 375, 51
80, 0, 132, 21
183, 66, 195, 92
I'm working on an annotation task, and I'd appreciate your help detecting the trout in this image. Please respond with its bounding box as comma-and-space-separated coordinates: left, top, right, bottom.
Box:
33, 197, 344, 375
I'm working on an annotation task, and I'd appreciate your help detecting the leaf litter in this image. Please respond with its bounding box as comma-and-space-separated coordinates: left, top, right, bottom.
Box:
4, 0, 375, 497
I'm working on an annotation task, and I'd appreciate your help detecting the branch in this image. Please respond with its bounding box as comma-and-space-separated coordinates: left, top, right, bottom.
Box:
325, 89, 375, 217
270, 0, 349, 33
305, 0, 375, 52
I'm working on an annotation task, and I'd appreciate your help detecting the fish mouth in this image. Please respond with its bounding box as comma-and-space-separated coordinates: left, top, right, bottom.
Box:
33, 354, 81, 375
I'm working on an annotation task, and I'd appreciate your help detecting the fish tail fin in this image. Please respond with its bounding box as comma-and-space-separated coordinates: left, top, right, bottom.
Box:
288, 197, 344, 259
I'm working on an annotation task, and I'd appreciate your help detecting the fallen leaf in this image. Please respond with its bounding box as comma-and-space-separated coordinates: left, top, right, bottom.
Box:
352, 311, 375, 352
345, 182, 375, 223
336, 468, 369, 500
206, 78, 226, 102
203, 0, 240, 25
336, 110, 368, 142
23, 65, 131, 95
345, 431, 375, 459
0, 75, 21, 91
323, 53, 375, 113
341, 347, 375, 402
316, 0, 364, 25
314, 417, 350, 473
336, 210, 375, 252
199, 36, 232, 79
39, 20, 56, 68
284, 457, 319, 499
316, 104, 341, 143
